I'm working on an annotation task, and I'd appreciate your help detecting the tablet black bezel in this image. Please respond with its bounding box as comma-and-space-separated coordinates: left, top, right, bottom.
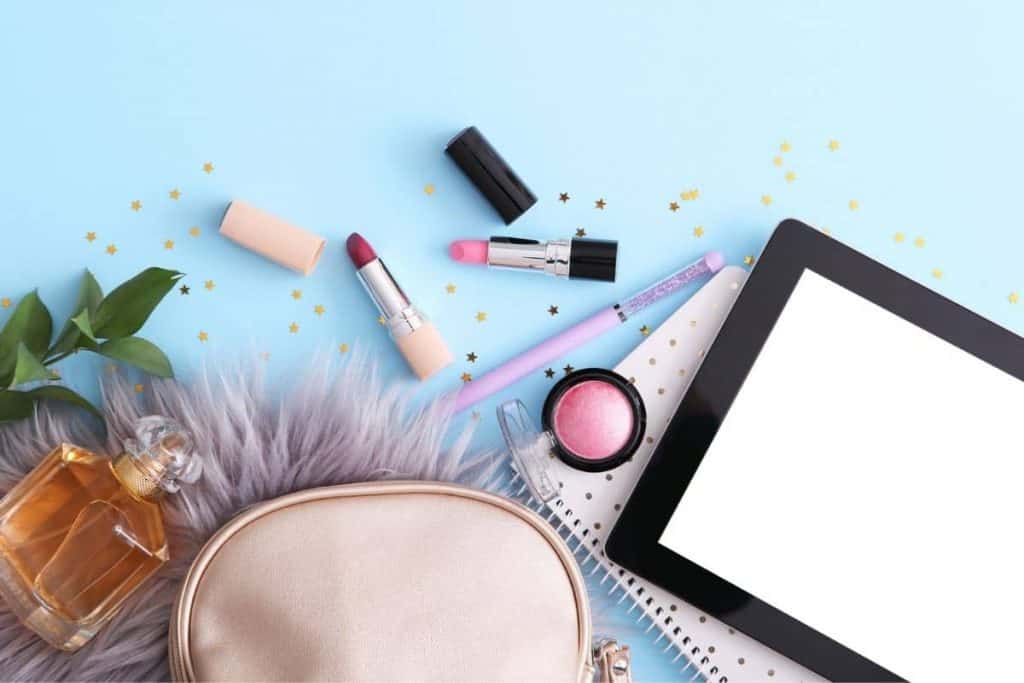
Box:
606, 219, 1024, 682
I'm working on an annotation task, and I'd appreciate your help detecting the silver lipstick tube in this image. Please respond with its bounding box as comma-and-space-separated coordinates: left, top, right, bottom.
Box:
355, 259, 426, 338
486, 239, 573, 278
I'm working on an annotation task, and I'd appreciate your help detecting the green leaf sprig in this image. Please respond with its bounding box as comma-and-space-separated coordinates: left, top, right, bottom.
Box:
0, 267, 183, 425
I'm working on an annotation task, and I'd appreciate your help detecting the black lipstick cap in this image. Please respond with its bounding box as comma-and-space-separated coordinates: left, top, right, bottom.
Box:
445, 126, 537, 224
570, 238, 618, 282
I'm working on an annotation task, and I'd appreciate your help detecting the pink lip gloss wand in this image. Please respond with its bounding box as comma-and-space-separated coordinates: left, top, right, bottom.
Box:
453, 251, 725, 412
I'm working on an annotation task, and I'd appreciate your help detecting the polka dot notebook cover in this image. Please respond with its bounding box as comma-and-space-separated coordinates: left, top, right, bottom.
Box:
524, 267, 821, 682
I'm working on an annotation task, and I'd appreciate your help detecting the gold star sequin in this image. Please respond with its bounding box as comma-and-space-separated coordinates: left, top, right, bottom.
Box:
475, 311, 487, 322
544, 368, 555, 379
640, 325, 651, 336
179, 284, 190, 295
189, 226, 201, 237
204, 280, 215, 291
848, 199, 859, 211
772, 156, 783, 167
558, 192, 570, 203
680, 189, 699, 201
932, 268, 943, 279
314, 304, 326, 316
575, 227, 586, 237
339, 343, 350, 353
1, 298, 11, 309
164, 239, 175, 250
424, 184, 435, 196
1010, 292, 1020, 304
466, 352, 478, 363
445, 283, 457, 294
562, 364, 575, 375
761, 194, 772, 206
134, 384, 145, 394
894, 232, 906, 243
693, 226, 705, 238
780, 141, 792, 153
743, 255, 755, 266
657, 387, 666, 395
669, 338, 677, 347
669, 201, 680, 212
169, 188, 181, 200
784, 170, 796, 183
106, 244, 118, 255
377, 315, 386, 326
202, 162, 214, 174
914, 236, 926, 248
548, 305, 559, 316
198, 331, 209, 343
289, 322, 300, 334
130, 200, 142, 211
595, 198, 606, 210
460, 372, 473, 383
85, 231, 97, 242
828, 139, 840, 152
291, 289, 302, 300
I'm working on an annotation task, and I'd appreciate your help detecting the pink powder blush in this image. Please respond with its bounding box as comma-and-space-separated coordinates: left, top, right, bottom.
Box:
552, 380, 635, 460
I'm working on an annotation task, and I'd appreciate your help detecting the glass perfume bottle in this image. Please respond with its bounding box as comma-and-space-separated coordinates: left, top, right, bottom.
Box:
0, 416, 201, 651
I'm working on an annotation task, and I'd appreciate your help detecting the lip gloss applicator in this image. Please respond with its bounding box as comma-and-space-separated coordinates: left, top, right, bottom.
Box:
452, 251, 725, 412
346, 233, 453, 380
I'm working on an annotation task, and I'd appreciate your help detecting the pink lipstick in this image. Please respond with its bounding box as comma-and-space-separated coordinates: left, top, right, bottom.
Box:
346, 233, 453, 381
449, 236, 618, 282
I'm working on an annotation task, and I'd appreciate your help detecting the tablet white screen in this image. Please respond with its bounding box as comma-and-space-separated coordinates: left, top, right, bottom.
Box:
659, 269, 1024, 681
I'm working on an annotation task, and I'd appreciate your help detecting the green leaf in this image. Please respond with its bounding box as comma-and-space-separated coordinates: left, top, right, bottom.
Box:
0, 291, 53, 383
10, 343, 56, 387
91, 268, 183, 339
71, 309, 97, 342
48, 270, 104, 358
0, 389, 35, 423
25, 385, 104, 423
99, 336, 174, 378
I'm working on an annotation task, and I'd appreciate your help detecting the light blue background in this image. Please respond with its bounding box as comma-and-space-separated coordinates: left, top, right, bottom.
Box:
3, 2, 1023, 679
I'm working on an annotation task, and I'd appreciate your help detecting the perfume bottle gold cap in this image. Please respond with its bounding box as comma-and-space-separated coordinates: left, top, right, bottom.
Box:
115, 416, 201, 499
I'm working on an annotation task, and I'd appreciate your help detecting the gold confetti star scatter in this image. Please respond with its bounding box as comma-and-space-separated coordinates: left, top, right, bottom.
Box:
693, 226, 705, 238
179, 285, 190, 295
594, 198, 606, 209
894, 232, 906, 243
544, 368, 556, 379
134, 384, 145, 394
424, 184, 435, 196
314, 304, 326, 316
466, 352, 478, 363
743, 255, 756, 266
475, 311, 488, 322
461, 372, 473, 383
680, 189, 699, 201
291, 289, 302, 300
780, 141, 792, 153
169, 188, 181, 200
445, 283, 456, 294
106, 244, 118, 255
130, 200, 142, 212
189, 226, 201, 237
563, 364, 574, 375
85, 232, 97, 242
575, 227, 586, 237
339, 343, 350, 353
289, 322, 300, 334
202, 162, 214, 174
761, 194, 773, 206
848, 199, 859, 211
828, 139, 840, 151
785, 170, 796, 183
204, 280, 215, 291
1010, 292, 1020, 304
932, 268, 943, 279
559, 192, 570, 203
914, 236, 926, 248
377, 315, 386, 326
548, 305, 559, 316
1, 298, 11, 309
669, 201, 680, 212
198, 331, 209, 343
164, 240, 175, 250
639, 325, 651, 336
772, 156, 783, 167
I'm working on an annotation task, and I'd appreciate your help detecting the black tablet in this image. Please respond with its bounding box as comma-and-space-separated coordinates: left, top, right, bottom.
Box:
606, 219, 1024, 682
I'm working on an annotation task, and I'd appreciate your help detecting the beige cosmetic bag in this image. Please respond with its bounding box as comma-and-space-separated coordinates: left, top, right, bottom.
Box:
169, 481, 630, 682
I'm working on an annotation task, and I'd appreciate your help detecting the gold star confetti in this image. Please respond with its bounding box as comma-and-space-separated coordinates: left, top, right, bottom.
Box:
130, 200, 142, 212
202, 162, 214, 174
466, 352, 478, 363
339, 343, 350, 353
475, 311, 487, 322
669, 201, 680, 212
784, 170, 796, 183
291, 289, 302, 300
289, 322, 300, 334
640, 325, 651, 336
780, 141, 792, 153
85, 231, 97, 242
169, 188, 181, 201
743, 255, 755, 266
204, 280, 215, 291
575, 227, 586, 237
563, 364, 574, 375
424, 184, 435, 196
179, 284, 190, 295
189, 226, 201, 237
1010, 292, 1020, 304
828, 139, 840, 152
693, 226, 705, 238
544, 368, 556, 379
460, 372, 473, 383
689, 320, 697, 327
134, 384, 145, 394
106, 244, 118, 255
772, 156, 783, 167
377, 315, 387, 326
198, 331, 209, 343
761, 194, 773, 206
932, 268, 943, 279
260, 351, 271, 361
1, 298, 11, 309
848, 199, 859, 211
914, 236, 926, 248
164, 239, 175, 250
548, 305, 559, 316
445, 283, 457, 294
594, 198, 606, 209
680, 189, 699, 201
559, 192, 570, 203
894, 232, 906, 243
314, 304, 326, 316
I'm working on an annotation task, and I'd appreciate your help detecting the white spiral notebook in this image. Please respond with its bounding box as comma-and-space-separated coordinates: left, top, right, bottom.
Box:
514, 267, 821, 682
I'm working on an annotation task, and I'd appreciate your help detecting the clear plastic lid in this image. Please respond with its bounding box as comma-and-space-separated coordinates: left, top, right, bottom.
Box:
496, 400, 560, 503
122, 415, 202, 494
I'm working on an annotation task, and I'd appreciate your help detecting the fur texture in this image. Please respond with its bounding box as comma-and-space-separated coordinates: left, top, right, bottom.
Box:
0, 353, 501, 681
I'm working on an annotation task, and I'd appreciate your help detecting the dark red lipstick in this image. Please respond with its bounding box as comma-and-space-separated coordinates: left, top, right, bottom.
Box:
346, 232, 378, 269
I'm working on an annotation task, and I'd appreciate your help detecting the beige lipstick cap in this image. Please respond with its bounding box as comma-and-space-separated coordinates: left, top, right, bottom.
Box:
394, 322, 454, 381
219, 200, 326, 275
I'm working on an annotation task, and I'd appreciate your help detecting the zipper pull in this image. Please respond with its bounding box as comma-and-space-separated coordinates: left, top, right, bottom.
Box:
593, 639, 632, 683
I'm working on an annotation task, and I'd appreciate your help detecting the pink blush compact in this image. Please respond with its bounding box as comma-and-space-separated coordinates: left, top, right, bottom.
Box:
552, 380, 635, 460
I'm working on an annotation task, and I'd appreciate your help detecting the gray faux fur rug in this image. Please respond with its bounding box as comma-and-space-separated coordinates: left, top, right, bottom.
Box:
0, 353, 498, 682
